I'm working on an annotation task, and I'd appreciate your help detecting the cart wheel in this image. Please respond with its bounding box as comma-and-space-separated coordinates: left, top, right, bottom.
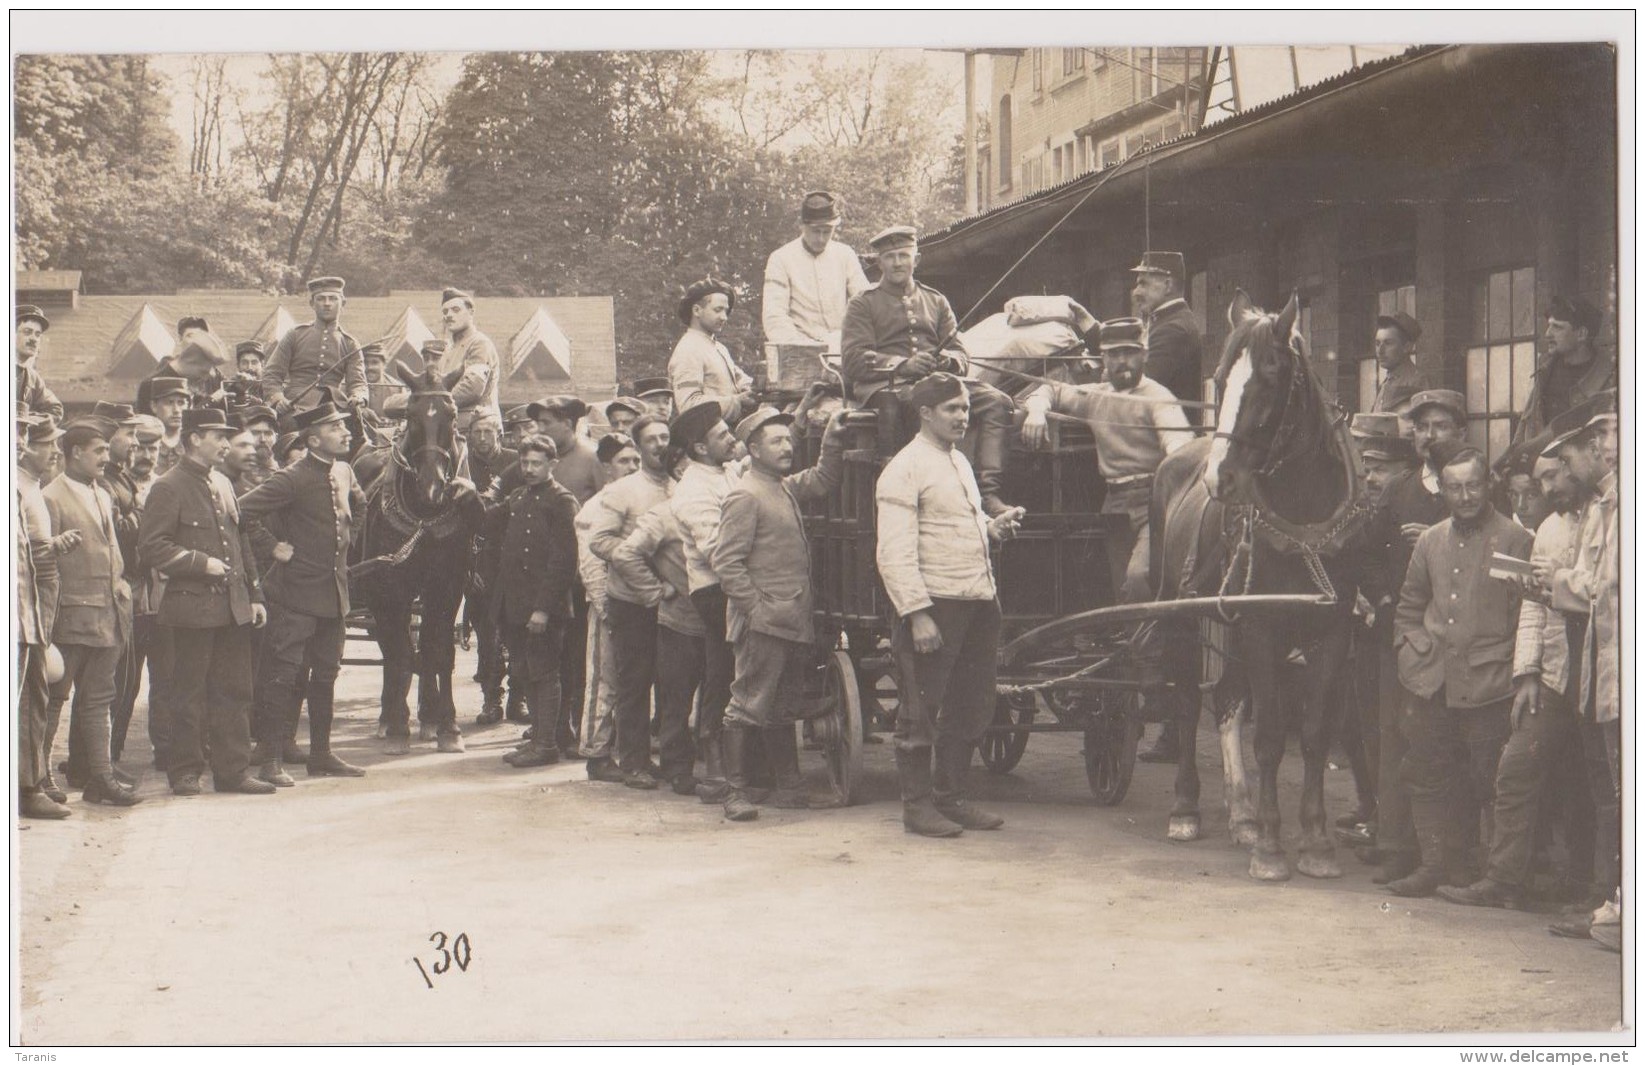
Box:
815, 649, 865, 805
978, 694, 1033, 774
1084, 703, 1140, 805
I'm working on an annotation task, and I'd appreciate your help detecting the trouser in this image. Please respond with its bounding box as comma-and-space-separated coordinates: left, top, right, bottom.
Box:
725, 630, 812, 730
1399, 690, 1511, 864
869, 382, 1014, 510
1374, 637, 1416, 855
690, 585, 733, 747
1102, 480, 1153, 604
558, 586, 588, 750
255, 607, 343, 750
473, 601, 506, 708
606, 597, 660, 773
1580, 716, 1621, 894
655, 625, 705, 778
145, 623, 177, 768
579, 606, 617, 760
891, 597, 1001, 753
1485, 685, 1578, 887
1346, 622, 1382, 801
166, 623, 255, 784
502, 617, 564, 753
17, 643, 50, 791
46, 642, 123, 783
110, 613, 159, 763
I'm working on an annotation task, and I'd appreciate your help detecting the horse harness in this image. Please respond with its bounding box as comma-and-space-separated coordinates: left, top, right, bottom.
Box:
348, 429, 471, 580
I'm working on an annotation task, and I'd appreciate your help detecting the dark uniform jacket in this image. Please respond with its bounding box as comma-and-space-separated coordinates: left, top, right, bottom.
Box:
262, 321, 368, 410
229, 469, 281, 578
137, 457, 262, 628
840, 281, 969, 405
483, 478, 579, 626
1510, 350, 1617, 453
1372, 359, 1433, 415
469, 445, 518, 589
237, 453, 365, 618
100, 465, 142, 577
1143, 299, 1204, 406
1360, 466, 1449, 609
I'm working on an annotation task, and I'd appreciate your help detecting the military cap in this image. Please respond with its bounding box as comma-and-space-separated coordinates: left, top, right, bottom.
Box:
180, 407, 233, 435
420, 339, 448, 361
440, 287, 473, 307
1539, 401, 1605, 459
527, 394, 590, 422
1097, 317, 1145, 351
1407, 388, 1466, 424
74, 414, 120, 440
1349, 412, 1404, 439
292, 402, 349, 431
16, 304, 49, 331
360, 341, 387, 361
1546, 296, 1600, 335
60, 416, 111, 443
127, 414, 165, 443
274, 431, 305, 462
1358, 435, 1417, 464
909, 371, 966, 410
235, 340, 265, 358
596, 432, 636, 464
632, 377, 672, 399
237, 402, 279, 429
149, 376, 190, 401
1374, 310, 1421, 344
177, 315, 210, 335
605, 396, 645, 422
678, 277, 737, 326
306, 276, 346, 295
670, 400, 726, 449
503, 404, 536, 428
869, 226, 918, 252
1129, 251, 1185, 285
93, 401, 138, 425
223, 410, 248, 432
734, 405, 793, 444
801, 190, 842, 223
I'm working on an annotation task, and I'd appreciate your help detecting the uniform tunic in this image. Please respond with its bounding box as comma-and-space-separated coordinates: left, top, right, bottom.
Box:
874, 434, 995, 619
667, 329, 751, 422
670, 458, 741, 594
1371, 358, 1433, 416
263, 321, 368, 410
761, 236, 870, 346
488, 479, 579, 627
16, 361, 63, 421
841, 282, 969, 405
237, 453, 363, 618
1142, 299, 1205, 407
138, 457, 262, 628
435, 329, 502, 429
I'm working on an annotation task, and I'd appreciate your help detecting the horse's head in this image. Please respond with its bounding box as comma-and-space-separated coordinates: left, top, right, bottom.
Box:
392, 360, 463, 510
1204, 290, 1306, 503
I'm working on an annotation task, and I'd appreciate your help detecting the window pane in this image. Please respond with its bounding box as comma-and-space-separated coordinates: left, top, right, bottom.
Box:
1512, 267, 1536, 338
1397, 285, 1416, 318
1359, 360, 1379, 413
1378, 290, 1395, 317
1471, 280, 1489, 343
1487, 419, 1510, 464
1466, 347, 1489, 414
1488, 271, 1511, 340
1488, 345, 1512, 412
1511, 341, 1536, 410
1466, 417, 1488, 452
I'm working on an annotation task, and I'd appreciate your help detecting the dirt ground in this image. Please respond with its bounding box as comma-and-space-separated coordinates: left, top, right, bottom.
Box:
16, 642, 1626, 1044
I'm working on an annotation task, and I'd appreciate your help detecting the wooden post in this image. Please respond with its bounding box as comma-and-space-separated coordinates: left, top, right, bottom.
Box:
964, 51, 979, 216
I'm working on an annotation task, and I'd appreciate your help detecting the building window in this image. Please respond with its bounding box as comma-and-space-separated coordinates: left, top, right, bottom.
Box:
1032, 49, 1044, 91
1100, 138, 1120, 168
1357, 284, 1416, 413
997, 96, 1012, 188
1464, 266, 1537, 463
1062, 48, 1085, 76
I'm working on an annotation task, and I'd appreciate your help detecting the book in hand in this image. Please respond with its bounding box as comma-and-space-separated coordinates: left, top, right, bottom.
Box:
1488, 552, 1536, 582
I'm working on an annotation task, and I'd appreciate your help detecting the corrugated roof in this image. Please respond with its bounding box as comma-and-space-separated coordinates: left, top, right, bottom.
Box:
25, 289, 617, 407
17, 269, 83, 293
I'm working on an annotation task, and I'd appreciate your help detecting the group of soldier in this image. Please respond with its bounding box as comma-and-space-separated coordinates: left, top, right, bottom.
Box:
12, 189, 1624, 885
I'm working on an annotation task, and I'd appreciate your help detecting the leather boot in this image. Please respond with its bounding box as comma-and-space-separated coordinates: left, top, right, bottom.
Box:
720, 727, 758, 822
1138, 721, 1180, 764
251, 739, 294, 787
1387, 798, 1449, 898
1371, 850, 1420, 886
20, 789, 70, 819
934, 740, 1004, 830
897, 746, 963, 837
971, 410, 1010, 518
695, 730, 729, 803
38, 765, 67, 805
504, 688, 528, 722
764, 725, 811, 809
83, 774, 142, 807
306, 685, 365, 777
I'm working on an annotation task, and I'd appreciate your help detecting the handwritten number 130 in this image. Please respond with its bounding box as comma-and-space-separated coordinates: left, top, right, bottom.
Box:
414, 931, 472, 988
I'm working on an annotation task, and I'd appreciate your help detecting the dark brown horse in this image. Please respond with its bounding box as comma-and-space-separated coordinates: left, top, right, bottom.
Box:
1147, 291, 1372, 880
352, 362, 482, 755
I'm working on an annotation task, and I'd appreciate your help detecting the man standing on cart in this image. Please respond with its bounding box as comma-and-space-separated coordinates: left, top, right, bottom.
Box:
876, 373, 1024, 837
761, 190, 870, 352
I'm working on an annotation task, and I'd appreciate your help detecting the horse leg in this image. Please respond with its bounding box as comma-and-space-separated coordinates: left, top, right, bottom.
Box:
1164, 619, 1203, 842
1297, 628, 1351, 879
376, 602, 415, 753
1245, 630, 1290, 881
418, 590, 463, 752
1217, 679, 1260, 847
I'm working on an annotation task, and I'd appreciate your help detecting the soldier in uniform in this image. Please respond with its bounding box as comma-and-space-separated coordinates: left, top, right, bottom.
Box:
503, 404, 537, 449
466, 412, 519, 726
360, 342, 399, 420
136, 408, 274, 797
238, 402, 371, 780
1370, 311, 1433, 417
435, 288, 503, 432
1128, 251, 1204, 408
16, 304, 64, 422
234, 340, 266, 392
262, 277, 372, 418
235, 402, 281, 489
1511, 297, 1616, 451
841, 225, 1016, 517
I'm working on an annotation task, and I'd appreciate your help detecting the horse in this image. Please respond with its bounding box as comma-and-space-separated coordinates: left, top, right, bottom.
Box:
1146, 290, 1373, 881
351, 361, 483, 756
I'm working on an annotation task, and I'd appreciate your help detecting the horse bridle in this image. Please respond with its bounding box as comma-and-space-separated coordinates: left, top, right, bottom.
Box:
1212, 338, 1313, 480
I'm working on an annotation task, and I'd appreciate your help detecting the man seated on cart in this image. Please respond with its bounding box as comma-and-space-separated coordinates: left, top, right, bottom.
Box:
841, 226, 1016, 517
1019, 317, 1193, 602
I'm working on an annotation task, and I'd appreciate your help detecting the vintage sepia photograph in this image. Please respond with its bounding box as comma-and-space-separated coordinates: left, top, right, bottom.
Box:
8, 10, 1632, 1049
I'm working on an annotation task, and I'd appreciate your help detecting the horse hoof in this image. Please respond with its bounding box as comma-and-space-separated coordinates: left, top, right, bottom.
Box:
384, 736, 410, 756
1167, 815, 1201, 842
1249, 851, 1292, 882
1296, 852, 1343, 880
417, 723, 439, 742
436, 735, 466, 754
1230, 819, 1261, 848
375, 723, 389, 740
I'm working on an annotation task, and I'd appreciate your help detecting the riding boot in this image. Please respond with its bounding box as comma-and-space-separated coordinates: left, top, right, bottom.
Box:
933, 739, 1004, 830
763, 724, 810, 809
970, 410, 1011, 517
897, 746, 963, 837
720, 726, 758, 822
1387, 797, 1449, 898
306, 683, 365, 777
1138, 721, 1180, 764
695, 729, 728, 803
